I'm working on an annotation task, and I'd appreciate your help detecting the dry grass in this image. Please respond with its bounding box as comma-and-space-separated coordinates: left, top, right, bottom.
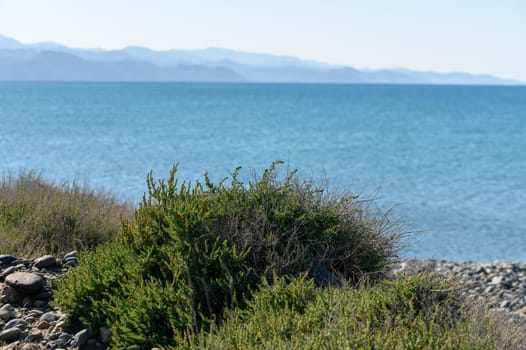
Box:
0, 171, 133, 257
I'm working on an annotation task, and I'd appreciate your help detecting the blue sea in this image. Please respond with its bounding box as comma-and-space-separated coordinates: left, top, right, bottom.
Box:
1, 82, 525, 262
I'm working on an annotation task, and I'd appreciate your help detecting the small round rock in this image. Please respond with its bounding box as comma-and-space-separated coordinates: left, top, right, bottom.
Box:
1, 266, 17, 279
22, 344, 40, 350
0, 304, 16, 319
34, 255, 57, 269
63, 251, 78, 259
99, 326, 112, 344
5, 272, 44, 294
0, 254, 17, 266
4, 318, 28, 330
39, 311, 57, 323
0, 327, 22, 341
74, 328, 90, 346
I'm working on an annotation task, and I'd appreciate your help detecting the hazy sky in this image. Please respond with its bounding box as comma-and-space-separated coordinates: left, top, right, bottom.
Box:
1, 0, 525, 81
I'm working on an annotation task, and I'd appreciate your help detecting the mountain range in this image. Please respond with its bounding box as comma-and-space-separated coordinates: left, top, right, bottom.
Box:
0, 35, 521, 84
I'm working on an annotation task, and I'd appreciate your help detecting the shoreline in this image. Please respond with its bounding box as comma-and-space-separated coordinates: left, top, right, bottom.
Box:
393, 258, 526, 319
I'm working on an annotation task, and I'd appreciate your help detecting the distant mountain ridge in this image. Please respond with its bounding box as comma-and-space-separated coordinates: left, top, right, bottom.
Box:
0, 35, 521, 84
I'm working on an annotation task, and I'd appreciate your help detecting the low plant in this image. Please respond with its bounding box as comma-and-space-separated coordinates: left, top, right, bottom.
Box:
0, 171, 133, 256
55, 162, 402, 348
188, 274, 526, 350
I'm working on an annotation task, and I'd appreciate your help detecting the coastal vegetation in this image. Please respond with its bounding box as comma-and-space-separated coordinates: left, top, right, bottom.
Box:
0, 171, 132, 257
1, 164, 524, 349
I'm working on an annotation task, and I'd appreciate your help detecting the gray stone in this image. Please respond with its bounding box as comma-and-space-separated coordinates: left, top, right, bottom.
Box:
0, 303, 14, 311
475, 266, 486, 274
26, 328, 43, 342
99, 325, 111, 344
34, 290, 52, 300
34, 255, 57, 269
52, 338, 66, 347
33, 300, 47, 307
0, 254, 17, 266
490, 276, 503, 285
36, 320, 50, 329
1, 266, 17, 278
64, 251, 78, 259
74, 328, 90, 346
53, 319, 70, 333
0, 304, 16, 321
27, 309, 43, 317
2, 342, 21, 350
5, 272, 44, 294
4, 318, 28, 330
2, 286, 22, 303
48, 332, 60, 340
63, 257, 79, 267
22, 344, 40, 350
58, 332, 72, 341
0, 327, 21, 341
39, 311, 57, 323
312, 263, 337, 286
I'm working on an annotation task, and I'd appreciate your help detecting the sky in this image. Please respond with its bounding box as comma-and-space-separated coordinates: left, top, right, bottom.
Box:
0, 0, 525, 81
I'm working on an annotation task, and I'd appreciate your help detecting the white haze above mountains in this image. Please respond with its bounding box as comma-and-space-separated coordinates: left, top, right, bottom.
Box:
0, 35, 520, 84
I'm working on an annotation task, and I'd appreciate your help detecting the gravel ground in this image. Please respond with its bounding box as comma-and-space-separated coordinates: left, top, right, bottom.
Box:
393, 259, 526, 318
0, 252, 107, 350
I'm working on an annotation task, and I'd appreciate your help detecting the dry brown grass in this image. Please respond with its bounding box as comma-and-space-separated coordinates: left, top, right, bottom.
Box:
0, 171, 133, 257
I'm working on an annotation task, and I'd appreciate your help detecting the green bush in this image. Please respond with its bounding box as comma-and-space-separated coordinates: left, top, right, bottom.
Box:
189, 274, 525, 350
0, 171, 133, 256
55, 162, 402, 348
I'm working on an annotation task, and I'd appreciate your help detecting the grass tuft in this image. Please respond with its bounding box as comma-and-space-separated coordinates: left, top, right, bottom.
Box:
0, 171, 133, 257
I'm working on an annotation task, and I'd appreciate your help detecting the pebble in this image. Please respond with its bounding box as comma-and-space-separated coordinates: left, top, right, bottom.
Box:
1, 266, 17, 279
74, 328, 90, 346
4, 318, 28, 329
5, 272, 44, 294
100, 325, 112, 344
33, 255, 57, 269
0, 327, 22, 341
39, 311, 57, 323
25, 328, 42, 342
36, 320, 50, 329
63, 251, 78, 260
0, 304, 16, 321
63, 257, 79, 267
0, 255, 17, 266
22, 344, 40, 350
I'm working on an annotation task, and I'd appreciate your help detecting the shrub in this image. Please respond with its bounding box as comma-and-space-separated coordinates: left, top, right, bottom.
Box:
0, 171, 133, 257
190, 274, 526, 350
55, 162, 401, 348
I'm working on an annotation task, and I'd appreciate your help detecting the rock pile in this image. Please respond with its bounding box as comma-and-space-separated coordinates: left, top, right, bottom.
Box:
0, 252, 109, 350
393, 259, 526, 319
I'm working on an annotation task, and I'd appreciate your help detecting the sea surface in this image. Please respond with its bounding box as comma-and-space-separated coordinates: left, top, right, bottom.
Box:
1, 82, 525, 262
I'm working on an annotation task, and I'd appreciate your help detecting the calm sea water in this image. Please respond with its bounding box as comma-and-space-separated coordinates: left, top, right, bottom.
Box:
1, 82, 525, 261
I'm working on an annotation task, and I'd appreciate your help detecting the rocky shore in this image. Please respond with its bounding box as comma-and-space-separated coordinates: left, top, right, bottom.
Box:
393, 259, 526, 320
0, 252, 109, 350
1, 254, 525, 349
